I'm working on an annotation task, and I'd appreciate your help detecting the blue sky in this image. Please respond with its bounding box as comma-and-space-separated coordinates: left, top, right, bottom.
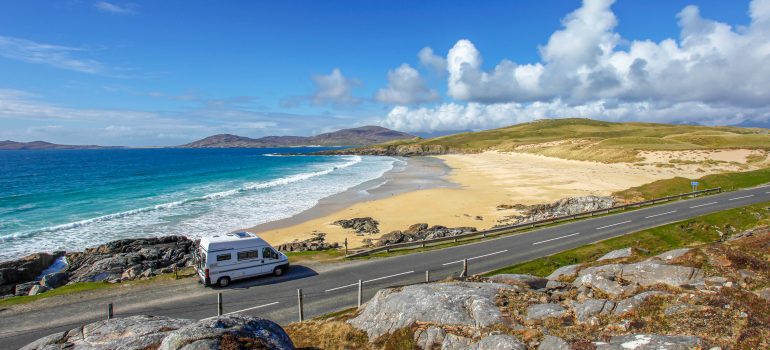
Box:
0, 0, 767, 146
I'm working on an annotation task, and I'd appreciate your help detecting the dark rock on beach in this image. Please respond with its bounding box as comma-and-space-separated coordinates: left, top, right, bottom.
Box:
333, 217, 380, 234
368, 223, 477, 247
276, 232, 340, 252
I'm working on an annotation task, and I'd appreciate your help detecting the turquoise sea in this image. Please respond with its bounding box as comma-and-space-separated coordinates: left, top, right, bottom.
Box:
0, 148, 394, 261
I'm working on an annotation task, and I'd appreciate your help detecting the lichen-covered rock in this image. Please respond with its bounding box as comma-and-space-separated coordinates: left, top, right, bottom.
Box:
159, 315, 294, 350
546, 264, 580, 281
441, 333, 472, 350
572, 298, 615, 322
648, 248, 691, 262
538, 335, 570, 350
593, 334, 702, 350
613, 291, 669, 315
348, 282, 506, 339
20, 315, 193, 350
469, 334, 526, 350
508, 196, 615, 225
597, 248, 634, 261
573, 264, 634, 297
489, 274, 549, 289
525, 303, 566, 322
414, 326, 446, 350
621, 262, 703, 287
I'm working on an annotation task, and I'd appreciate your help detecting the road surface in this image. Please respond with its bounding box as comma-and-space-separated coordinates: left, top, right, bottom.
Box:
2, 185, 769, 349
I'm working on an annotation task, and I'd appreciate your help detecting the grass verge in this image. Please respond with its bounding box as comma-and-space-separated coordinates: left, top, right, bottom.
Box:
0, 267, 196, 308
614, 167, 770, 202
484, 201, 770, 277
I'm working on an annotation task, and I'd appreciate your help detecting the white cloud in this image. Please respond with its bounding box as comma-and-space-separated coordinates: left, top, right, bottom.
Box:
0, 36, 107, 74
310, 68, 360, 106
418, 47, 447, 74
375, 64, 439, 105
385, 0, 770, 131
95, 2, 136, 15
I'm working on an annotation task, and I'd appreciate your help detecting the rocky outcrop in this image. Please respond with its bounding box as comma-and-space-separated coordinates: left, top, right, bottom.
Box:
348, 282, 506, 340
572, 261, 703, 297
488, 274, 549, 289
497, 195, 615, 226
593, 334, 702, 350
66, 236, 195, 284
318, 143, 452, 157
275, 232, 340, 252
366, 223, 477, 247
597, 247, 635, 261
0, 252, 64, 295
333, 217, 380, 234
21, 315, 294, 350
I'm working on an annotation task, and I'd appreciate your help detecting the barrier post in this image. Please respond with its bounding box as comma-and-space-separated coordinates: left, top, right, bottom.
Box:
297, 289, 304, 322
461, 259, 468, 277
357, 280, 363, 308
425, 270, 430, 283
217, 293, 223, 316
107, 303, 113, 320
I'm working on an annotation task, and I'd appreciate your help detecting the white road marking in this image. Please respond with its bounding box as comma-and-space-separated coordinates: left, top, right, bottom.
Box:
729, 194, 754, 201
595, 220, 632, 230
644, 210, 677, 219
532, 232, 580, 245
441, 250, 509, 266
201, 301, 280, 320
325, 270, 415, 292
690, 201, 717, 208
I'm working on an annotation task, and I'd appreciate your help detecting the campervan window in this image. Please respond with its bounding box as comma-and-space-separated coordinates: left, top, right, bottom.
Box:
216, 253, 231, 262
237, 250, 259, 261
262, 247, 279, 260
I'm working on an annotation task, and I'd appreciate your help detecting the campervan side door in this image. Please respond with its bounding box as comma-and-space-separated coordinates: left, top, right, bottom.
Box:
235, 247, 264, 278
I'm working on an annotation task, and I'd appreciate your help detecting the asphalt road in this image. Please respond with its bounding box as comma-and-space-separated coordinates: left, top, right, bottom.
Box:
3, 185, 769, 349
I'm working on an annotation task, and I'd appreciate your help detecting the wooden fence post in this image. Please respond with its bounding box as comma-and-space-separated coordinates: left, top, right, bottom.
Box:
217, 293, 223, 316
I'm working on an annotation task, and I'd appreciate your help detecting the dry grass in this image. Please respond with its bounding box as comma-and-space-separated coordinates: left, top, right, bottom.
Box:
286, 321, 369, 350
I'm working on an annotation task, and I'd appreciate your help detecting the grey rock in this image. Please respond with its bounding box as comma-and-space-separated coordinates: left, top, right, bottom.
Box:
0, 252, 64, 295
276, 232, 340, 252
332, 217, 380, 234
525, 303, 566, 322
40, 272, 68, 289
573, 264, 634, 297
597, 248, 634, 261
538, 335, 570, 350
348, 282, 506, 339
755, 287, 770, 301
159, 315, 294, 350
489, 274, 549, 289
594, 334, 702, 350
441, 334, 472, 350
15, 281, 38, 296
648, 248, 691, 262
20, 315, 193, 350
621, 262, 703, 288
614, 291, 669, 315
546, 280, 568, 289
546, 264, 580, 281
573, 298, 615, 322
414, 326, 446, 350
511, 196, 615, 225
469, 334, 526, 350
28, 284, 49, 296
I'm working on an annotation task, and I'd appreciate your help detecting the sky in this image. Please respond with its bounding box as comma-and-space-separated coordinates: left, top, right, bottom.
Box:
1, 0, 768, 146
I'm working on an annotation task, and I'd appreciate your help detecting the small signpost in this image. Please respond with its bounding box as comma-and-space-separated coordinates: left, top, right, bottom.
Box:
691, 181, 699, 192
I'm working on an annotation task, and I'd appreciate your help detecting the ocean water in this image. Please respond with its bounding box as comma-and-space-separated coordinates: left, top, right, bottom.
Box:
0, 148, 395, 261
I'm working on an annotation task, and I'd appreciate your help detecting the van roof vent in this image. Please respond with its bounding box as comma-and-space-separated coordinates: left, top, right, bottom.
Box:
227, 231, 254, 239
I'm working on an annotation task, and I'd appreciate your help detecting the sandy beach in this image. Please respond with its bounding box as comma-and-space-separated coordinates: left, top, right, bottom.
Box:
249, 149, 768, 249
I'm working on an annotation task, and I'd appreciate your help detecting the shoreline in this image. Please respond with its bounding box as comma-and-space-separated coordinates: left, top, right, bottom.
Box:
245, 156, 457, 234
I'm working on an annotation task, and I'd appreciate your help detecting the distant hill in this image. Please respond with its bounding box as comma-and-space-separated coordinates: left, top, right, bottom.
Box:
179, 126, 416, 148
322, 118, 770, 162
0, 140, 114, 150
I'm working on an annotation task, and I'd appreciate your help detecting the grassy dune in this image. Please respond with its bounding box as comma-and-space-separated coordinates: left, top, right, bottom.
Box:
486, 201, 770, 277
614, 167, 770, 202
380, 118, 770, 162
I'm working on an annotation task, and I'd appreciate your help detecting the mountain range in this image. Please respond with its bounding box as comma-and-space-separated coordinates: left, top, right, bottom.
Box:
0, 140, 115, 150
177, 125, 415, 148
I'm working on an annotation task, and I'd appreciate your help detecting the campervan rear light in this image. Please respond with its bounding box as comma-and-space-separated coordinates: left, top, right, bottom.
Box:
204, 268, 209, 278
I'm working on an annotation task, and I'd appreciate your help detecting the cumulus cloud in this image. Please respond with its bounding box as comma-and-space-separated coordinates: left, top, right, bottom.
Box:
95, 2, 136, 15
310, 68, 360, 106
384, 0, 770, 131
375, 64, 439, 105
0, 35, 107, 74
418, 47, 447, 74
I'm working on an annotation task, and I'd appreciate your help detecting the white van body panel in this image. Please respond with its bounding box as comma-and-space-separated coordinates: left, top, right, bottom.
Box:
195, 232, 289, 286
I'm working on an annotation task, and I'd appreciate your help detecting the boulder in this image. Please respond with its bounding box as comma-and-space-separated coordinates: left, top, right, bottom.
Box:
489, 274, 549, 289
538, 335, 570, 350
441, 333, 472, 350
593, 334, 702, 350
15, 281, 38, 296
525, 303, 566, 322
573, 264, 634, 297
158, 315, 294, 350
597, 248, 634, 261
648, 248, 691, 262
0, 252, 63, 294
275, 232, 340, 252
613, 291, 669, 315
20, 315, 193, 350
28, 285, 49, 296
621, 262, 703, 288
469, 334, 526, 350
40, 272, 68, 289
414, 326, 446, 350
332, 217, 380, 234
405, 223, 429, 234
572, 298, 615, 322
348, 282, 507, 339
512, 196, 615, 225
546, 264, 580, 281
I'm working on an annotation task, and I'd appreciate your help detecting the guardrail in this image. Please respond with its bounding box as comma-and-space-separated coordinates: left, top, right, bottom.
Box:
345, 187, 722, 258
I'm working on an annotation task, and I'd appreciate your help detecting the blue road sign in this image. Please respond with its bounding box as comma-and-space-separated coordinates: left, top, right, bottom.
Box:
691, 181, 699, 186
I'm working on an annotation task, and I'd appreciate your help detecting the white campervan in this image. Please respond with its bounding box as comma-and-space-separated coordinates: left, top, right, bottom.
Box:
195, 232, 290, 287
